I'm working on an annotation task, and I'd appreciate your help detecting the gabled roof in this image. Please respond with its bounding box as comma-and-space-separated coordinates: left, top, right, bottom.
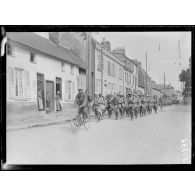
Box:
113, 53, 138, 67
7, 32, 86, 68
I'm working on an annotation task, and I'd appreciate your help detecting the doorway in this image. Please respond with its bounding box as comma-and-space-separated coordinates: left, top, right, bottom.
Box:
56, 77, 62, 97
37, 73, 45, 111
46, 80, 54, 112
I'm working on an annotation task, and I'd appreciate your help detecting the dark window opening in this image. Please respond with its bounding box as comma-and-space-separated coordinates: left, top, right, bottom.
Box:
30, 52, 36, 63
7, 44, 12, 56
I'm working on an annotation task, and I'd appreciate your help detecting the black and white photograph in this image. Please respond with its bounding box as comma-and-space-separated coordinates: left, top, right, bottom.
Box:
1, 27, 192, 168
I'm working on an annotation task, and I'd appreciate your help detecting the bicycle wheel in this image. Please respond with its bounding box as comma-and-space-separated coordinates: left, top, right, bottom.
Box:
71, 114, 80, 132
84, 114, 91, 130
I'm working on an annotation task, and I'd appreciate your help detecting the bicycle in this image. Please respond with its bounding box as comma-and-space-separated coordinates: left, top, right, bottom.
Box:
71, 106, 91, 133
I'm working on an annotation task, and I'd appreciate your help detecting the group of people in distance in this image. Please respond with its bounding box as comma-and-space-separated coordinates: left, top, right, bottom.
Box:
74, 87, 162, 122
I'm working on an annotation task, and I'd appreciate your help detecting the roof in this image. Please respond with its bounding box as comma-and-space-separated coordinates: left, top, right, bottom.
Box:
7, 32, 86, 68
139, 66, 151, 80
113, 53, 138, 67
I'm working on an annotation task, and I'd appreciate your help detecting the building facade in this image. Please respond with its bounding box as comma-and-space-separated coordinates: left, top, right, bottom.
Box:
137, 62, 152, 96
112, 47, 138, 95
151, 80, 163, 99
93, 40, 124, 95
6, 32, 84, 115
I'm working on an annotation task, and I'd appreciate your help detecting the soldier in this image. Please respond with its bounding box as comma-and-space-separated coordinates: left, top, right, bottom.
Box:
93, 94, 102, 122
153, 95, 158, 113
106, 94, 113, 118
140, 95, 144, 117
112, 93, 120, 120
119, 95, 125, 118
146, 95, 150, 115
134, 95, 139, 119
100, 95, 107, 119
149, 96, 153, 114
128, 93, 134, 120
74, 87, 88, 120
123, 95, 129, 117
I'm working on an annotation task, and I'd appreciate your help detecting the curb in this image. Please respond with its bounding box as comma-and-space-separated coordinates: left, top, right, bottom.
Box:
7, 118, 71, 131
7, 114, 96, 131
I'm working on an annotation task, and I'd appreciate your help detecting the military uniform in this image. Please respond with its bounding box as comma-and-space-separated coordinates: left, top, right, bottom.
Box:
128, 94, 134, 120
112, 95, 120, 120
74, 91, 88, 118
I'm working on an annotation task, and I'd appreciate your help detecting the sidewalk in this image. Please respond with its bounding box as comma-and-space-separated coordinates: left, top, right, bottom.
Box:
7, 107, 78, 131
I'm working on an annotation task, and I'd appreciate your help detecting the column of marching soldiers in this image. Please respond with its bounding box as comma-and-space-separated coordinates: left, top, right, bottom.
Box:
88, 92, 162, 122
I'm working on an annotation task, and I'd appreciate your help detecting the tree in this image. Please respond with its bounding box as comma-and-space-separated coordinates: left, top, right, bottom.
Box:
179, 67, 191, 96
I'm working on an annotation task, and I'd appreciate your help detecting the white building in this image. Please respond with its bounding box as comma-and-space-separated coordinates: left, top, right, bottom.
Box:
112, 47, 138, 95
6, 32, 85, 115
93, 40, 124, 95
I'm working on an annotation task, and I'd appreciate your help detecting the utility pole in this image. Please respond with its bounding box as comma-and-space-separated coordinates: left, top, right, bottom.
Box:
100, 38, 105, 95
145, 52, 148, 96
86, 32, 92, 94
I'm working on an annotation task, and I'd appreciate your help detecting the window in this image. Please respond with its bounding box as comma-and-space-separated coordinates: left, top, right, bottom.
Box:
8, 67, 31, 99
15, 68, 24, 97
113, 64, 115, 77
61, 63, 66, 72
70, 66, 74, 75
119, 68, 121, 80
30, 52, 36, 63
108, 61, 111, 75
7, 44, 13, 56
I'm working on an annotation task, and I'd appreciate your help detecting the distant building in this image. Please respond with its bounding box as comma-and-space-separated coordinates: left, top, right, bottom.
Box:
156, 83, 180, 104
151, 80, 163, 99
137, 62, 152, 96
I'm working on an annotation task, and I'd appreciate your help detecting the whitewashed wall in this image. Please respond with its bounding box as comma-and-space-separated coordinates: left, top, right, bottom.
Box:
7, 44, 79, 104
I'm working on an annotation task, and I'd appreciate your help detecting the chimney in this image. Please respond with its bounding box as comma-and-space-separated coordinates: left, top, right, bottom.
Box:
49, 32, 59, 45
105, 41, 111, 51
112, 46, 125, 55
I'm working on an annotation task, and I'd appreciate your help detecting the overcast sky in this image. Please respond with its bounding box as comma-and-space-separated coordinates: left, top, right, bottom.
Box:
93, 32, 191, 91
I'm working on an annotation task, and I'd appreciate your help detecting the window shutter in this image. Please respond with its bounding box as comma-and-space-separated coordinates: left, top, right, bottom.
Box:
108, 61, 110, 75
8, 66, 15, 98
65, 80, 68, 100
24, 70, 30, 98
72, 81, 75, 100
112, 64, 114, 76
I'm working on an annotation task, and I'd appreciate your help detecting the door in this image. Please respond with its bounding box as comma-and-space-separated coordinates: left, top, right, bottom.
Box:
37, 73, 45, 111
56, 77, 62, 97
46, 80, 54, 111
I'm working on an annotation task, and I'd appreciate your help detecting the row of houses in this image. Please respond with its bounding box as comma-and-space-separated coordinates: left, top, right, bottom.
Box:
6, 32, 140, 115
6, 32, 180, 115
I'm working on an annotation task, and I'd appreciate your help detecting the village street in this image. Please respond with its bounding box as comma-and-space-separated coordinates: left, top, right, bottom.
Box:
6, 105, 191, 164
